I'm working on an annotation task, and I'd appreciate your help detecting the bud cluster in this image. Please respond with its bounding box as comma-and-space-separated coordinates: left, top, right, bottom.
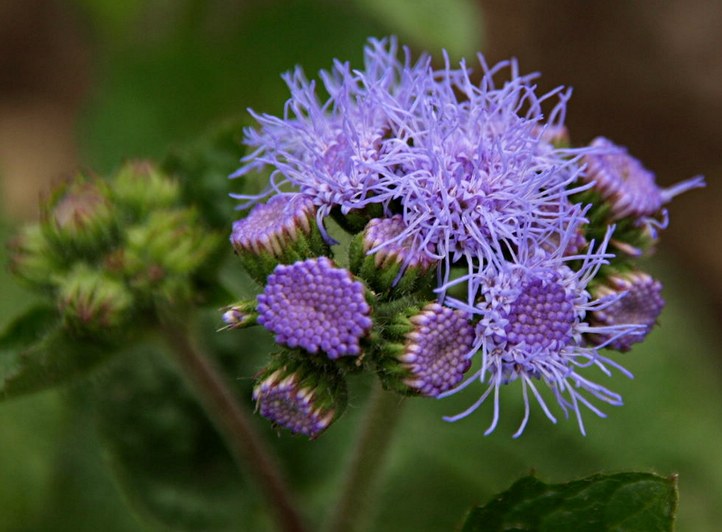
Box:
8, 161, 221, 336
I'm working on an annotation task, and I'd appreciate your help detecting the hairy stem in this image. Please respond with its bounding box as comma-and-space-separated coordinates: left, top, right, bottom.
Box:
325, 381, 406, 532
160, 318, 306, 532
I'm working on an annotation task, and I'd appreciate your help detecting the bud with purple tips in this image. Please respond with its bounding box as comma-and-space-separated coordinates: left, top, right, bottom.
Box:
257, 257, 373, 359
220, 300, 258, 330
589, 271, 665, 352
253, 356, 347, 438
42, 176, 117, 258
376, 302, 474, 397
7, 224, 61, 290
58, 264, 133, 334
231, 194, 329, 283
349, 215, 437, 297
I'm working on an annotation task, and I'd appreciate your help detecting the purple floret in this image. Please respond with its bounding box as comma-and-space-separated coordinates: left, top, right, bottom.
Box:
400, 303, 474, 397
363, 215, 435, 269
442, 228, 642, 436
257, 257, 372, 358
253, 370, 335, 438
591, 271, 664, 351
230, 194, 315, 256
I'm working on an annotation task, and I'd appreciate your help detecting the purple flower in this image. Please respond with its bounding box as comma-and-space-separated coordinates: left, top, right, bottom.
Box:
589, 271, 664, 352
232, 38, 592, 284
396, 303, 475, 397
362, 215, 436, 270
583, 137, 704, 228
230, 193, 316, 257
257, 257, 372, 358
442, 230, 642, 436
253, 364, 344, 438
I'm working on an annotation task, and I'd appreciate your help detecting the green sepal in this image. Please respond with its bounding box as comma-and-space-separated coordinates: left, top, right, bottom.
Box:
461, 472, 678, 532
350, 232, 435, 300
0, 305, 126, 399
331, 203, 383, 234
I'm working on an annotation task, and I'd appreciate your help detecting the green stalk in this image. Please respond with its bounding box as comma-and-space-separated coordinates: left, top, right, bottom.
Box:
325, 381, 406, 532
160, 317, 306, 532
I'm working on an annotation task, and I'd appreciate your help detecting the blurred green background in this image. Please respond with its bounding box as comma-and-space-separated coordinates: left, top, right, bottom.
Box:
1, 1, 720, 530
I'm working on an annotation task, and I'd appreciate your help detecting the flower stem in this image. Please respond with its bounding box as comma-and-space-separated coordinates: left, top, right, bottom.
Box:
325, 381, 406, 532
160, 317, 306, 532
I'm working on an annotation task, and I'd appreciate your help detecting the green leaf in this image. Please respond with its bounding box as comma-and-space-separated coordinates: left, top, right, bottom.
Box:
0, 305, 123, 399
93, 344, 264, 531
461, 472, 678, 532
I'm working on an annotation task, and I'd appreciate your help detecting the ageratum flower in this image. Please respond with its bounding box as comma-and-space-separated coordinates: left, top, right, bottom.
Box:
378, 303, 475, 397
231, 39, 425, 240
257, 257, 372, 359
442, 230, 642, 436
253, 359, 347, 438
231, 38, 593, 290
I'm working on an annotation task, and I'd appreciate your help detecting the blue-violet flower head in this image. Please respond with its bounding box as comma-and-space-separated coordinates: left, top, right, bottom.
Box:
257, 257, 372, 358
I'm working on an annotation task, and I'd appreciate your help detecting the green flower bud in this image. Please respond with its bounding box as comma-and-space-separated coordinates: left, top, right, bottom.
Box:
58, 264, 133, 333
112, 160, 181, 219
123, 208, 221, 304
7, 224, 62, 289
42, 176, 117, 259
349, 215, 436, 298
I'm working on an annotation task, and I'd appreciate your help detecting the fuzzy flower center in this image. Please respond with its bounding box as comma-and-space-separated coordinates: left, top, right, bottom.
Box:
503, 277, 575, 351
257, 257, 372, 358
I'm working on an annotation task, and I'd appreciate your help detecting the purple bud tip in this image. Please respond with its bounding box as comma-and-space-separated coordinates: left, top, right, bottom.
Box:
231, 194, 315, 256
592, 271, 664, 351
402, 303, 474, 397
253, 371, 334, 438
584, 137, 703, 220
257, 257, 373, 359
364, 215, 435, 269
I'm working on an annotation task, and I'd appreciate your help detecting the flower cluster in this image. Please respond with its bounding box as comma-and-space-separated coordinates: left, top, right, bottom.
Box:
225, 37, 703, 437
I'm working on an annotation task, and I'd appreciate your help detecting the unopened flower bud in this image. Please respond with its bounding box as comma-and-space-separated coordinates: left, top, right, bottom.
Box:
112, 160, 180, 218
583, 137, 704, 222
253, 356, 347, 438
589, 271, 664, 352
42, 177, 116, 258
7, 224, 61, 289
350, 215, 436, 297
123, 209, 221, 304
58, 264, 133, 333
231, 194, 329, 283
376, 302, 474, 397
257, 257, 373, 359
220, 300, 258, 330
